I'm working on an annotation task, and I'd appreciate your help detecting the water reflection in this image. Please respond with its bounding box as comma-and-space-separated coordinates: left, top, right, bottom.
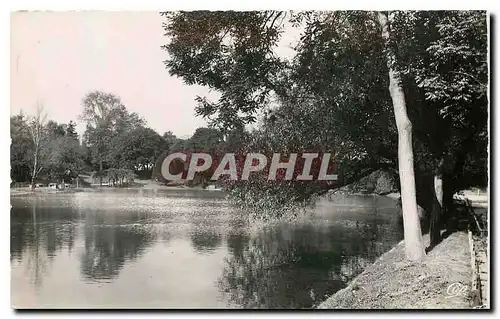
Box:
218, 212, 402, 308
79, 213, 156, 281
11, 202, 77, 260
11, 201, 77, 287
11, 191, 403, 308
190, 230, 223, 254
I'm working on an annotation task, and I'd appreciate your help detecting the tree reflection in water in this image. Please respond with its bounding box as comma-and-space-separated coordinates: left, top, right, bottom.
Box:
10, 199, 77, 288
79, 212, 156, 281
11, 192, 404, 308
190, 230, 223, 254
218, 217, 403, 309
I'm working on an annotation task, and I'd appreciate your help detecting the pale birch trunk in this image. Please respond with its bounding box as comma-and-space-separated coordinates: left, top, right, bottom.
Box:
378, 11, 426, 260
29, 103, 47, 189
30, 147, 38, 189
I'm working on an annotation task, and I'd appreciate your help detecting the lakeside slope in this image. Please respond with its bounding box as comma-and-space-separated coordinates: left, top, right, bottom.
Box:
318, 232, 473, 309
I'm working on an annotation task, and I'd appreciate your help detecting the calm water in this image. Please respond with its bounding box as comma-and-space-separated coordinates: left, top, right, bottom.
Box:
10, 189, 403, 309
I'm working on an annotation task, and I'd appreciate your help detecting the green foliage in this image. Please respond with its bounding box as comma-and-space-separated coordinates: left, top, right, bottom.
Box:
184, 127, 223, 151
46, 120, 67, 139
79, 90, 170, 179
80, 90, 145, 172
390, 11, 488, 193
46, 135, 85, 182
152, 127, 224, 184
107, 126, 167, 172
224, 125, 250, 152
162, 131, 179, 148
10, 111, 87, 184
162, 11, 289, 132
12, 91, 173, 184
161, 10, 488, 218
10, 113, 32, 182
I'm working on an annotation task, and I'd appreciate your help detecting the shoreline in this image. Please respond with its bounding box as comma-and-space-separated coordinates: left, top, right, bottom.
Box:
10, 184, 223, 196
317, 191, 488, 309
337, 191, 488, 208
318, 232, 475, 309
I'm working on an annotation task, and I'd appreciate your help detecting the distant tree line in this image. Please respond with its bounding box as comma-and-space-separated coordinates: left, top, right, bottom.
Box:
11, 103, 84, 187
11, 91, 221, 188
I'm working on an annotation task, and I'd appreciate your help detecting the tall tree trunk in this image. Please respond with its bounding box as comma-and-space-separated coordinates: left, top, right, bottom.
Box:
30, 149, 38, 189
30, 146, 41, 189
378, 11, 425, 261
99, 160, 103, 187
28, 103, 47, 189
429, 158, 444, 247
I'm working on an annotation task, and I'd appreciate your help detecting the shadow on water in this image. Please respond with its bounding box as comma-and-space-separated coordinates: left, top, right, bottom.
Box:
217, 200, 404, 309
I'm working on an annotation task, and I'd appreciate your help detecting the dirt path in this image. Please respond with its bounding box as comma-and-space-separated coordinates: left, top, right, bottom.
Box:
318, 232, 474, 309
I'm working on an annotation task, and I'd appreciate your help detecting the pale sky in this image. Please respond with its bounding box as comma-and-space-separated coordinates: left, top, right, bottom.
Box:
10, 11, 300, 139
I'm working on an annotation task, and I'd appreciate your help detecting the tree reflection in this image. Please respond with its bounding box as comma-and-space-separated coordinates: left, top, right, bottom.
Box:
190, 230, 223, 254
79, 212, 156, 281
218, 217, 403, 309
10, 200, 77, 288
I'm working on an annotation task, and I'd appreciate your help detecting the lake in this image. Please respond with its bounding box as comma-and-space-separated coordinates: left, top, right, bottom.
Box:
10, 189, 403, 309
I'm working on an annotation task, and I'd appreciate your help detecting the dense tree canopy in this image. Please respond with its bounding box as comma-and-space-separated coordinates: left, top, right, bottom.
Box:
161, 10, 488, 255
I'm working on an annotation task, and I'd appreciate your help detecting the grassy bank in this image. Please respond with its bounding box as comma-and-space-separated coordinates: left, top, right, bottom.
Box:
10, 189, 32, 196
318, 232, 475, 309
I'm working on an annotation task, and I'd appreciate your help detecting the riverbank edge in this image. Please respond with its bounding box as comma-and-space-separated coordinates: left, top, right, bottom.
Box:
317, 232, 474, 309
329, 191, 488, 208
9, 184, 222, 195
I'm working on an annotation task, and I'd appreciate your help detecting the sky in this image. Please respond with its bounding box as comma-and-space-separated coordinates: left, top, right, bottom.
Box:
10, 11, 300, 139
